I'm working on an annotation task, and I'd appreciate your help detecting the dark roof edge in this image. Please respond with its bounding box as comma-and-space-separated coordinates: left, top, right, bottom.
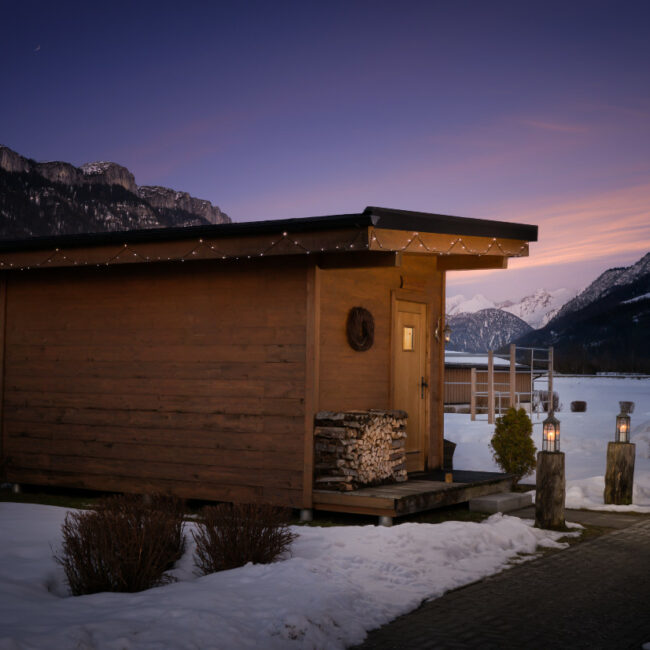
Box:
0, 213, 370, 252
365, 207, 538, 242
0, 206, 537, 253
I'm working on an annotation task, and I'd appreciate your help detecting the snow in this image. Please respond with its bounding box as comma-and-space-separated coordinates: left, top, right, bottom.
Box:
445, 351, 512, 368
0, 506, 573, 650
446, 375, 650, 511
447, 293, 496, 315
499, 287, 576, 329
446, 288, 577, 328
80, 161, 115, 175
622, 291, 650, 304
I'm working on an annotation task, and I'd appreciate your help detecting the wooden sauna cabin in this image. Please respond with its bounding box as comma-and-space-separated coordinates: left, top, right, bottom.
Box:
0, 206, 537, 514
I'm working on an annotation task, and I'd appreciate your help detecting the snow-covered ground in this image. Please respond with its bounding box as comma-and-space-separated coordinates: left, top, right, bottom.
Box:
0, 375, 647, 649
0, 505, 576, 650
448, 375, 650, 511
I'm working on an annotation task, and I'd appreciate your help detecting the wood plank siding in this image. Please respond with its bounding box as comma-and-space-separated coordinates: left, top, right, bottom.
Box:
2, 259, 308, 506
317, 254, 445, 469
445, 368, 531, 405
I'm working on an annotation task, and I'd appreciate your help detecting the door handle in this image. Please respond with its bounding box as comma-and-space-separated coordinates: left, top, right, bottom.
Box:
420, 376, 428, 399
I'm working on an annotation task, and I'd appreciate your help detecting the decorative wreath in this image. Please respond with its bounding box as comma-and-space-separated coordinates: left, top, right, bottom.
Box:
346, 307, 375, 351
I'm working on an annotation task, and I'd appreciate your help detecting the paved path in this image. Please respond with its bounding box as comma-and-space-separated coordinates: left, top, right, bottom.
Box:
514, 506, 649, 530
351, 516, 650, 649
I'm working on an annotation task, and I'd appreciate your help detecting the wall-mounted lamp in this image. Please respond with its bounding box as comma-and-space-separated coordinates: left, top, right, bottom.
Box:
435, 317, 452, 343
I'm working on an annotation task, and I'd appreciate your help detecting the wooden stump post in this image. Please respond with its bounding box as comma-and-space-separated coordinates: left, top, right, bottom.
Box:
535, 451, 565, 530
604, 442, 635, 505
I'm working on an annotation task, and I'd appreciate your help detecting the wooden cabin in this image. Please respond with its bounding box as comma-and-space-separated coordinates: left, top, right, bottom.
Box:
444, 351, 533, 409
0, 207, 537, 514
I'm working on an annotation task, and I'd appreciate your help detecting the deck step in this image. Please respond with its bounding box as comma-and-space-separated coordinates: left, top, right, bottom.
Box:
469, 491, 532, 514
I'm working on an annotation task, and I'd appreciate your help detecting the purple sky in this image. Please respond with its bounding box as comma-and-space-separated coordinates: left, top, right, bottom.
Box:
2, 1, 649, 300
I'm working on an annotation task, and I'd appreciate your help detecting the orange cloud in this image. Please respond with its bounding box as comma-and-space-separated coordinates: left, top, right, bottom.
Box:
447, 182, 650, 290
499, 182, 650, 270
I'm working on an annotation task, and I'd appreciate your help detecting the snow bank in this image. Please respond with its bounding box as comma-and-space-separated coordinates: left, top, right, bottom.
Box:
566, 474, 650, 513
0, 503, 573, 650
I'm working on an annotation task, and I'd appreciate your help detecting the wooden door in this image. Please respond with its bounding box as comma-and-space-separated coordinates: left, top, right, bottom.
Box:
392, 300, 427, 472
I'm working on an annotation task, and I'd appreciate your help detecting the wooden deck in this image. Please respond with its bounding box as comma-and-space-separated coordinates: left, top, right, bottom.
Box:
312, 470, 512, 519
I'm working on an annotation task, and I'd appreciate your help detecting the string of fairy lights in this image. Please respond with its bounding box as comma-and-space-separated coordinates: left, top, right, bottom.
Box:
0, 227, 527, 271
370, 229, 528, 257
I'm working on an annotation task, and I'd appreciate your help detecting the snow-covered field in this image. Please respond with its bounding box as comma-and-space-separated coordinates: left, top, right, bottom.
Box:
0, 375, 647, 649
448, 375, 650, 511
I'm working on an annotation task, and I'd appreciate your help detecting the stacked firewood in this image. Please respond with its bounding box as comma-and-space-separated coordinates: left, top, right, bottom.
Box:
313, 410, 408, 491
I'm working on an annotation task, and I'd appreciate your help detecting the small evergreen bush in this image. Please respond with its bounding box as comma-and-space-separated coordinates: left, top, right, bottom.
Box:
192, 503, 297, 575
55, 494, 186, 595
489, 407, 536, 484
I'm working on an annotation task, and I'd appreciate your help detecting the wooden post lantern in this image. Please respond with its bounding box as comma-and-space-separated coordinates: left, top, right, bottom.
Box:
615, 412, 631, 443
543, 413, 560, 452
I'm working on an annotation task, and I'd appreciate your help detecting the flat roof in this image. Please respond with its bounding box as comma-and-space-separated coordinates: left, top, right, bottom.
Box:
444, 351, 527, 369
0, 206, 537, 253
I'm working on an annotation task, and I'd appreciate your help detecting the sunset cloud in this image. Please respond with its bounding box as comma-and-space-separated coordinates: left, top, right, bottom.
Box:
513, 183, 650, 268
448, 182, 650, 298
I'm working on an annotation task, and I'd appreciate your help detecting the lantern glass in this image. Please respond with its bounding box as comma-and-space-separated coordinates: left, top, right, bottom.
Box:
443, 323, 452, 343
543, 413, 560, 452
615, 413, 631, 443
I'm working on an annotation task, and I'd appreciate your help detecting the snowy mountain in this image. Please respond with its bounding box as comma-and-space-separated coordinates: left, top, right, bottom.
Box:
446, 308, 533, 353
447, 293, 496, 316
0, 145, 230, 239
497, 288, 577, 329
516, 252, 650, 373
446, 288, 575, 330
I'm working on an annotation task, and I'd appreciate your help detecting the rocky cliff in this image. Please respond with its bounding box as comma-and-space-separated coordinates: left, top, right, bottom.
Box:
0, 145, 230, 239
138, 186, 227, 225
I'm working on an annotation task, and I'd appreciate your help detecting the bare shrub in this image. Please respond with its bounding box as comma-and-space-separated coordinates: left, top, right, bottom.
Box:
55, 494, 186, 596
571, 401, 587, 412
192, 503, 297, 575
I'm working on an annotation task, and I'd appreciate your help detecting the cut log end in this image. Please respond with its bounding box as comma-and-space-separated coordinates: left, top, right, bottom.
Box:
314, 411, 408, 491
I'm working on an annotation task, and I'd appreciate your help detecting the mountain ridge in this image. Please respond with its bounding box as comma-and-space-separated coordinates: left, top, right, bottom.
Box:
0, 145, 230, 239
515, 251, 650, 372
447, 287, 575, 329
446, 308, 532, 353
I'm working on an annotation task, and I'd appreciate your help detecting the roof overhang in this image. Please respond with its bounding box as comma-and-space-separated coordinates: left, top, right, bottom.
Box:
0, 206, 537, 271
